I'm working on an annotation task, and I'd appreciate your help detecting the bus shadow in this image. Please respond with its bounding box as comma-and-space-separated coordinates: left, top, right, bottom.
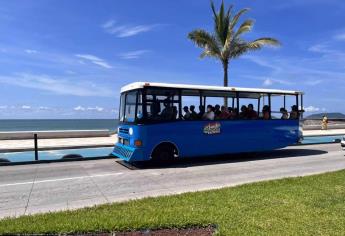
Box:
128, 148, 328, 169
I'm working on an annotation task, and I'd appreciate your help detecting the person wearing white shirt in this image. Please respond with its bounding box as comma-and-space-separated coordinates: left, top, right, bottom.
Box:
202, 105, 215, 120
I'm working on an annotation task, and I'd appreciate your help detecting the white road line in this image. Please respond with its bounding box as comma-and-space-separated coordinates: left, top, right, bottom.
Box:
0, 172, 123, 187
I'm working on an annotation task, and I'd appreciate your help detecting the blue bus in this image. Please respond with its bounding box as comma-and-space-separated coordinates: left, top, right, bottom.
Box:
112, 82, 304, 162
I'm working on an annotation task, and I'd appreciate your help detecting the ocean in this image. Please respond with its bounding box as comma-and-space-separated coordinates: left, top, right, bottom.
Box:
0, 119, 119, 132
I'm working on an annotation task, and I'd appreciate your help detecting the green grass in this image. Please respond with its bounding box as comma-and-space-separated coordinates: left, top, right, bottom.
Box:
1, 170, 345, 235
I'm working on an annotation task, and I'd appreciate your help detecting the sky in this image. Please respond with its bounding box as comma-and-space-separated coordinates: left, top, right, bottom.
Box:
0, 0, 344, 119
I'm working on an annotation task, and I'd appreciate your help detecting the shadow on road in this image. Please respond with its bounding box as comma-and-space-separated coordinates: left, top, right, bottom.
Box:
121, 148, 328, 170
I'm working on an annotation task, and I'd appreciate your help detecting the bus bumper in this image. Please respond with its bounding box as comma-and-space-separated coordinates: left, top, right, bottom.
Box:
111, 143, 145, 162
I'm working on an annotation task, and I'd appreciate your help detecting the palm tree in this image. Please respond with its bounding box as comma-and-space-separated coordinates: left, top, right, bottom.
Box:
188, 0, 280, 106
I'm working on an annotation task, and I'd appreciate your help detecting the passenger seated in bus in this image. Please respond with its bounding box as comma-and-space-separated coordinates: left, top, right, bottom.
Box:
202, 105, 215, 120
289, 105, 299, 119
239, 105, 248, 119
172, 106, 178, 120
214, 104, 221, 117
198, 105, 205, 119
227, 107, 236, 119
190, 105, 198, 120
262, 105, 270, 120
150, 101, 160, 119
247, 104, 258, 119
280, 107, 289, 119
160, 100, 173, 120
218, 106, 230, 119
183, 106, 191, 120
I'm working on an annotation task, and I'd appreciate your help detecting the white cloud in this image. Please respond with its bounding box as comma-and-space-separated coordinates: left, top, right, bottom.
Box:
75, 54, 112, 69
308, 44, 332, 54
304, 106, 320, 113
25, 49, 38, 54
75, 54, 103, 61
91, 60, 112, 69
262, 78, 273, 86
87, 106, 104, 112
334, 32, 345, 41
38, 106, 50, 110
304, 79, 323, 86
243, 53, 345, 87
0, 73, 115, 97
74, 106, 85, 111
102, 20, 158, 37
119, 50, 150, 59
21, 105, 31, 110
102, 20, 116, 29
74, 106, 105, 112
0, 105, 7, 109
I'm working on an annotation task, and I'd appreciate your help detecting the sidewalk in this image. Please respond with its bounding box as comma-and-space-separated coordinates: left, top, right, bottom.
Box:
0, 134, 118, 153
303, 129, 345, 137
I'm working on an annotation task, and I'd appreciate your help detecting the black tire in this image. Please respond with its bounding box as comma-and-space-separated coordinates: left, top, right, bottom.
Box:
61, 154, 83, 160
0, 158, 10, 163
151, 144, 177, 162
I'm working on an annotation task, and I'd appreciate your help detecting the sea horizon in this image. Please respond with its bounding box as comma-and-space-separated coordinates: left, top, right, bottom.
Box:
0, 119, 119, 132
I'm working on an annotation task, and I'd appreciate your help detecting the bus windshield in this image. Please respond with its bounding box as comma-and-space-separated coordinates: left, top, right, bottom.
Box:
119, 90, 141, 123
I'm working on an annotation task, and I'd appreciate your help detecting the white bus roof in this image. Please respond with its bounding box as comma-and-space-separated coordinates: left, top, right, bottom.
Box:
121, 82, 303, 95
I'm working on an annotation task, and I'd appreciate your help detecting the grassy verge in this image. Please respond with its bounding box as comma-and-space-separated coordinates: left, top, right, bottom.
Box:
1, 170, 345, 235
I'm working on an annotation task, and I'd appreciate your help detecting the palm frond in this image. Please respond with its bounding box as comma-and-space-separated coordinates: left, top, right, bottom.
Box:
188, 2, 281, 84
247, 38, 281, 49
210, 0, 233, 45
210, 1, 217, 18
234, 19, 254, 38
200, 48, 219, 59
188, 29, 221, 56
229, 8, 249, 31
223, 8, 249, 54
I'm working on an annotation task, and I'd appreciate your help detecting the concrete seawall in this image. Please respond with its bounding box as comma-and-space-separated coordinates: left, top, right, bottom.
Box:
303, 124, 345, 130
0, 130, 111, 140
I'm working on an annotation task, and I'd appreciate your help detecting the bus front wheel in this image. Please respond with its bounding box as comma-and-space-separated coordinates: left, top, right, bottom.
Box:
151, 143, 178, 162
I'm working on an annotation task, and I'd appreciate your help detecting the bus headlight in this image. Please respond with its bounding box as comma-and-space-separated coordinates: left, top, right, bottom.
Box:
129, 127, 133, 135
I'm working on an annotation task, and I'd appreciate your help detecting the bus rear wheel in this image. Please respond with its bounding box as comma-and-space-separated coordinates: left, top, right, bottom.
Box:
151, 143, 177, 162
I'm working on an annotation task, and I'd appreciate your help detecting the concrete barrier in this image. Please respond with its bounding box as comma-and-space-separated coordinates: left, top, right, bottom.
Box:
0, 130, 111, 140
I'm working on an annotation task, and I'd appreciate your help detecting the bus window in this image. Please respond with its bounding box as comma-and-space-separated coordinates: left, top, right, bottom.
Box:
238, 97, 259, 120
119, 93, 125, 122
181, 95, 200, 120
124, 91, 137, 122
144, 89, 181, 122
271, 95, 285, 119
137, 91, 143, 120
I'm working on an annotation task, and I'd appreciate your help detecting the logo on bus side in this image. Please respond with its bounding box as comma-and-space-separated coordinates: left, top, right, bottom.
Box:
203, 122, 221, 135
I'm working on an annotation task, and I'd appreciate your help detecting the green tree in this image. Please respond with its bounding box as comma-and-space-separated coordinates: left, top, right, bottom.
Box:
188, 0, 280, 106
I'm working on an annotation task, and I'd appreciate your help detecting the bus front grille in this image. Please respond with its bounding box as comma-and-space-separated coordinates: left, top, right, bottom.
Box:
113, 145, 133, 159
119, 128, 129, 134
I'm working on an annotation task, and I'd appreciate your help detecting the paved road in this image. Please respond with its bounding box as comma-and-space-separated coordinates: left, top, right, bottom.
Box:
1, 143, 344, 219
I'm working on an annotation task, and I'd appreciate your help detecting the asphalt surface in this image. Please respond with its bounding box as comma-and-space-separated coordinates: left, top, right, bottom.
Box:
0, 143, 344, 219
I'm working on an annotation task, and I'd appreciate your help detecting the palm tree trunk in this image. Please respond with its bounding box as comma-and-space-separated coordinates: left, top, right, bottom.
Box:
223, 61, 229, 107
